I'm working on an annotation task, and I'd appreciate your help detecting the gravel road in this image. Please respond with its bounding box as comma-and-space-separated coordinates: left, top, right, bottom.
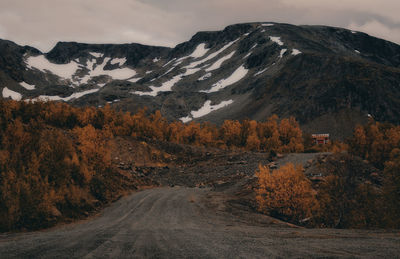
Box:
0, 187, 399, 258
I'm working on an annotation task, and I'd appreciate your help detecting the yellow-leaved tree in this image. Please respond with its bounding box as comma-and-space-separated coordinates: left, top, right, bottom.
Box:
255, 163, 318, 224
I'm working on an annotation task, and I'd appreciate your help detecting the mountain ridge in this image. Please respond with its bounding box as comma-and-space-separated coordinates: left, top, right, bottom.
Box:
1, 22, 400, 138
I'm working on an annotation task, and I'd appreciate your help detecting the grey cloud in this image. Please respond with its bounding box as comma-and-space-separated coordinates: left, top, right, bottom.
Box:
349, 20, 400, 44
0, 0, 398, 52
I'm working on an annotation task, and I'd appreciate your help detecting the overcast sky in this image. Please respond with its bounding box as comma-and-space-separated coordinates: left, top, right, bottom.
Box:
0, 0, 399, 52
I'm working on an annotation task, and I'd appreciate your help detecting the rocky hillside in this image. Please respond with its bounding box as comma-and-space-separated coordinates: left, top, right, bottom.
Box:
1, 22, 400, 138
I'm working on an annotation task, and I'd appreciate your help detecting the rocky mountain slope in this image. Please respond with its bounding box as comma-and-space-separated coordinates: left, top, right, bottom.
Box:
1, 22, 400, 138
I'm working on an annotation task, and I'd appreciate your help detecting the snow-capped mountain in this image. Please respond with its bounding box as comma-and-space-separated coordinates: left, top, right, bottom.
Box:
1, 22, 400, 138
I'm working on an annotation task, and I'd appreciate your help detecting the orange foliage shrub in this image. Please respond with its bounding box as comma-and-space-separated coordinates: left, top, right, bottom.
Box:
349, 120, 400, 169
255, 163, 318, 224
74, 125, 113, 179
220, 120, 242, 147
278, 117, 304, 153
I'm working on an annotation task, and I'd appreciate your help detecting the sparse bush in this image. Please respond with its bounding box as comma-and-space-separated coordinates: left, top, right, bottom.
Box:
315, 174, 382, 228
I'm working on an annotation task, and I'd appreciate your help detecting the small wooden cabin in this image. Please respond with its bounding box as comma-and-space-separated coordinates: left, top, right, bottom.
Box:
312, 133, 330, 145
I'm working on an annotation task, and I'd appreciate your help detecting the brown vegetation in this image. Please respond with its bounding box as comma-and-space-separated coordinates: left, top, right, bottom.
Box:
255, 163, 318, 224
255, 157, 386, 228
312, 154, 382, 228
2, 98, 398, 232
349, 120, 400, 169
349, 121, 400, 228
0, 99, 307, 231
255, 120, 400, 229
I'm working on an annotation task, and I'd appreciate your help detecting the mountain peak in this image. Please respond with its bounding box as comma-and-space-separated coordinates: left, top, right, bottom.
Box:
1, 22, 400, 139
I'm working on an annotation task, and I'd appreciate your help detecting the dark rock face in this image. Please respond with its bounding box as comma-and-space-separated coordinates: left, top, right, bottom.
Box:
0, 39, 36, 82
46, 42, 170, 66
1, 22, 400, 138
254, 54, 400, 122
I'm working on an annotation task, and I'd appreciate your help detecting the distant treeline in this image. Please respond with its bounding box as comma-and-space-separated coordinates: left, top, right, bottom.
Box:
0, 99, 309, 151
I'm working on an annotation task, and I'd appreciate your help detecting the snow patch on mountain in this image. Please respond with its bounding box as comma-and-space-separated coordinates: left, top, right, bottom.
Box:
269, 36, 284, 46
191, 100, 233, 118
279, 49, 287, 58
201, 65, 248, 93
85, 59, 96, 70
89, 52, 103, 58
198, 72, 212, 81
254, 67, 269, 76
161, 66, 176, 77
110, 58, 127, 66
85, 57, 137, 81
127, 77, 141, 83
26, 55, 80, 79
163, 58, 176, 67
174, 56, 190, 66
243, 52, 252, 59
243, 44, 258, 59
215, 38, 239, 52
20, 81, 35, 90
132, 74, 182, 96
180, 99, 234, 122
173, 44, 209, 66
184, 39, 239, 70
190, 43, 209, 58
205, 51, 236, 72
26, 55, 135, 84
180, 116, 192, 123
292, 49, 302, 55
183, 67, 201, 76
2, 87, 22, 101
34, 88, 100, 102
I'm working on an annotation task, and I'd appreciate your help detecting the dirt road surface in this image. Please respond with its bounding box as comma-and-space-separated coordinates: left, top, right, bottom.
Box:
1, 187, 399, 258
